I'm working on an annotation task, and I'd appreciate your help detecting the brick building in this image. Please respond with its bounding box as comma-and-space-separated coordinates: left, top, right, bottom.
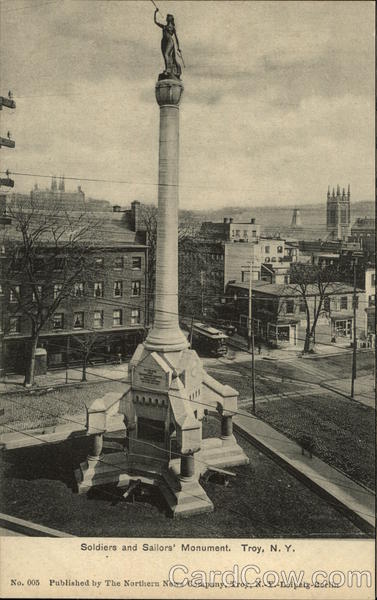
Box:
0, 196, 147, 375
350, 217, 375, 259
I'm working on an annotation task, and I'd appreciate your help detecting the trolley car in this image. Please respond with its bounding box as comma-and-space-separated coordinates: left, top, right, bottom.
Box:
190, 322, 228, 357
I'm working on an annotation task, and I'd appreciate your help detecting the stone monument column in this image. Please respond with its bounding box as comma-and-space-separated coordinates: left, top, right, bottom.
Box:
144, 78, 188, 352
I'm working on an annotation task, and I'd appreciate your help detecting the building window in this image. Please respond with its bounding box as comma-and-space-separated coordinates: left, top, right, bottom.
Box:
9, 316, 21, 334
10, 286, 20, 303
271, 257, 276, 262
74, 282, 84, 297
277, 325, 290, 341
285, 300, 294, 314
252, 230, 256, 237
12, 258, 22, 272
235, 229, 240, 237
52, 313, 64, 330
132, 256, 142, 270
32, 285, 42, 302
131, 281, 141, 296
94, 282, 104, 298
0, 284, 3, 296
368, 295, 375, 307
243, 230, 248, 238
372, 273, 376, 287
277, 246, 283, 253
114, 256, 124, 269
113, 309, 122, 327
299, 300, 306, 313
265, 246, 270, 254
131, 309, 140, 325
113, 281, 123, 297
0, 245, 5, 254
95, 257, 104, 267
35, 258, 44, 271
324, 296, 330, 312
340, 296, 348, 310
54, 257, 64, 271
73, 312, 84, 328
93, 310, 104, 328
53, 283, 62, 299
334, 319, 352, 338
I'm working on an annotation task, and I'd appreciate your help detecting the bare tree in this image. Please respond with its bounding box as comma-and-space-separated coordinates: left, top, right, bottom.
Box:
178, 237, 222, 320
138, 204, 158, 318
70, 332, 105, 382
2, 196, 102, 386
138, 203, 199, 323
289, 262, 342, 353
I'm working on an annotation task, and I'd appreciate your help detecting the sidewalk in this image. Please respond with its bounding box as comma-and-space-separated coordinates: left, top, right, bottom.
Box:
227, 334, 352, 362
0, 363, 129, 395
233, 410, 375, 532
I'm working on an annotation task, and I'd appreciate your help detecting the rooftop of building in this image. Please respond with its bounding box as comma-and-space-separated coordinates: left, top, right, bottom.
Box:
351, 217, 375, 230
227, 280, 357, 297
1, 204, 145, 249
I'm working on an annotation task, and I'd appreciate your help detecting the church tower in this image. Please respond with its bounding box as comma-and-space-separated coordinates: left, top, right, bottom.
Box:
326, 184, 351, 240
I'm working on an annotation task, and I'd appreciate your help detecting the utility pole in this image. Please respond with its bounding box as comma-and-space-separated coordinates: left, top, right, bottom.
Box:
0, 90, 16, 188
0, 92, 16, 379
248, 264, 252, 351
65, 335, 70, 384
350, 255, 360, 399
189, 316, 194, 347
200, 271, 205, 316
248, 261, 256, 414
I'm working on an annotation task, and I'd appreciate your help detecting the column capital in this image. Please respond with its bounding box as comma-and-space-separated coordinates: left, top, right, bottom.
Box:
155, 78, 184, 107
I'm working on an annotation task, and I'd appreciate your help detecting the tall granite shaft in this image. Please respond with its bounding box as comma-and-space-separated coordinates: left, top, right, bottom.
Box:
145, 79, 188, 352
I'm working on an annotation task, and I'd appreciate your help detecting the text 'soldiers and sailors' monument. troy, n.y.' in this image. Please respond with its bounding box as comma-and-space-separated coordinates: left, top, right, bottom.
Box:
75, 7, 249, 516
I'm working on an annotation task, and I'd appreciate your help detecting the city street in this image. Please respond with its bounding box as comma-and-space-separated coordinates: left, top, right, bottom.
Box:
203, 348, 375, 491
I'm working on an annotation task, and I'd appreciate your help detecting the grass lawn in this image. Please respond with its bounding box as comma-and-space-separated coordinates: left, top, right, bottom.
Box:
0, 417, 367, 538
253, 392, 375, 491
0, 380, 124, 434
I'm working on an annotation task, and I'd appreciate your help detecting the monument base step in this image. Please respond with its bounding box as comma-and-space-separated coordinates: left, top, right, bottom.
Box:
160, 475, 213, 517
200, 438, 249, 470
75, 452, 130, 494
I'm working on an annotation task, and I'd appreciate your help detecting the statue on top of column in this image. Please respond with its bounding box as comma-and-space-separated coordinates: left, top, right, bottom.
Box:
154, 9, 183, 80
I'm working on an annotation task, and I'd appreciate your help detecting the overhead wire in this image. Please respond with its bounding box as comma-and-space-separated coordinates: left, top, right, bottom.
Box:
3, 171, 375, 213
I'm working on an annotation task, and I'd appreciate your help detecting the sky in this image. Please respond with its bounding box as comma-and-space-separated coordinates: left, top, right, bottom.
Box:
0, 0, 375, 210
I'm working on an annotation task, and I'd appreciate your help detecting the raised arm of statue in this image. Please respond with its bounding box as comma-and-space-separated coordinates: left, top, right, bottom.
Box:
154, 9, 164, 29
